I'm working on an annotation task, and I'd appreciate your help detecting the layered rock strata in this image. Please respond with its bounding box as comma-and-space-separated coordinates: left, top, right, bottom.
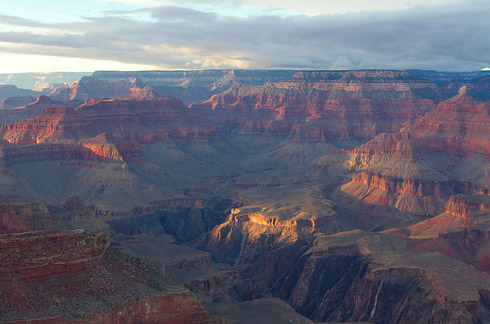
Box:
0, 229, 222, 323
341, 88, 490, 215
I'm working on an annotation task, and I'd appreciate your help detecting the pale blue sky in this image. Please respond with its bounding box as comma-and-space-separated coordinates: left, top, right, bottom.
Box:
0, 0, 488, 72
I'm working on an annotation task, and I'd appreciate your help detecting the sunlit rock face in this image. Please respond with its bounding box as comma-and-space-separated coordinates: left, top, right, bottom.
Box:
342, 88, 490, 216
0, 69, 490, 323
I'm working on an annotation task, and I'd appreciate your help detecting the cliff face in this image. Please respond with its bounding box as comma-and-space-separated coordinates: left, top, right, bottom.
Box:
49, 76, 143, 102
0, 84, 40, 101
0, 95, 35, 109
1, 69, 490, 323
341, 89, 490, 216
0, 196, 52, 233
444, 194, 490, 218
50, 70, 297, 105
192, 70, 437, 139
0, 229, 222, 323
0, 230, 108, 281
259, 231, 490, 323
0, 88, 220, 209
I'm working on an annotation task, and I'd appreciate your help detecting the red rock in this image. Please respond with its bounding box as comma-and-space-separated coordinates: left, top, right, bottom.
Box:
342, 89, 490, 215
0, 229, 222, 323
0, 229, 108, 281
0, 196, 53, 233
192, 70, 437, 139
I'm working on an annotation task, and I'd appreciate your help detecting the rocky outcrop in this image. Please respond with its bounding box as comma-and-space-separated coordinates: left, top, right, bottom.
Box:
0, 143, 124, 165
444, 194, 490, 218
192, 70, 437, 139
49, 76, 143, 102
0, 196, 53, 233
0, 95, 66, 125
342, 89, 490, 215
0, 229, 108, 281
84, 292, 225, 324
0, 84, 40, 101
269, 231, 490, 323
0, 106, 89, 144
0, 229, 222, 323
388, 194, 490, 239
0, 95, 35, 109
193, 209, 318, 265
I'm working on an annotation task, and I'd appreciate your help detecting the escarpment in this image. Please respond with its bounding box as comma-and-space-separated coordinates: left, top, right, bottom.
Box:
192, 70, 437, 139
1, 69, 490, 323
0, 229, 109, 281
0, 229, 223, 323
270, 231, 490, 323
342, 89, 490, 216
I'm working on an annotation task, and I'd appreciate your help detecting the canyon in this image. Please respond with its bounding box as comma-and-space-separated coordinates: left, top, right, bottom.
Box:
0, 69, 490, 323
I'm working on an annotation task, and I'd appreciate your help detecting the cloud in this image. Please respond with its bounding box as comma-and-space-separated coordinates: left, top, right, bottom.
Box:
0, 1, 489, 71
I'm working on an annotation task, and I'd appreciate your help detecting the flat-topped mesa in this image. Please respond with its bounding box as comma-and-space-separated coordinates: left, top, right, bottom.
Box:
49, 76, 144, 102
291, 69, 420, 82
0, 229, 109, 281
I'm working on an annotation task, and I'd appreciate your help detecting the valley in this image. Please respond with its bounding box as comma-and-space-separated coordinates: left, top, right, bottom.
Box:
1, 69, 490, 323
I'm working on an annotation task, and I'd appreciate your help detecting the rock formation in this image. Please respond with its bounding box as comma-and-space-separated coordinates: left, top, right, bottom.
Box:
0, 229, 223, 323
341, 88, 490, 216
0, 95, 35, 109
0, 69, 489, 323
192, 70, 438, 140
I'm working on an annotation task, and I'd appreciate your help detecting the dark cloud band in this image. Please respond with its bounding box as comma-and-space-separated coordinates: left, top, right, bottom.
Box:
0, 1, 489, 70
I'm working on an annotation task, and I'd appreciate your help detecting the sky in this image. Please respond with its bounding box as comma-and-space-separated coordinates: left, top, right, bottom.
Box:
0, 0, 489, 73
